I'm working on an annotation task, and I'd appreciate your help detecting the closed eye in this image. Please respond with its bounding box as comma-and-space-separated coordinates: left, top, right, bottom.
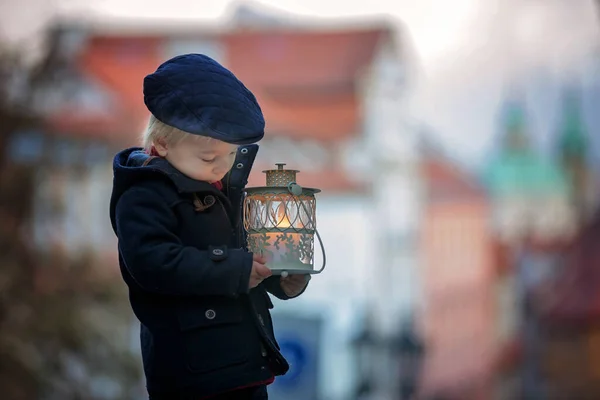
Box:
201, 158, 215, 163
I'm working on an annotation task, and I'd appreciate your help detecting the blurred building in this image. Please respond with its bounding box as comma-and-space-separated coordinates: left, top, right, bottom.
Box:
529, 209, 600, 399
25, 5, 420, 400
418, 140, 497, 400
482, 75, 597, 399
515, 87, 597, 399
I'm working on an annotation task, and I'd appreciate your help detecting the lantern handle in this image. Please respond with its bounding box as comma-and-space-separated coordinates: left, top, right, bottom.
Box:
314, 228, 327, 273
288, 182, 326, 274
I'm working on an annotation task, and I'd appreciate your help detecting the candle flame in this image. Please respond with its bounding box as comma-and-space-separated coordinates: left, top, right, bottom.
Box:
276, 202, 291, 228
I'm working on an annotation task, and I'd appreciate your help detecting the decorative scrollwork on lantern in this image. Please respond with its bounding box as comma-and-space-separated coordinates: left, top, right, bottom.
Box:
243, 163, 326, 276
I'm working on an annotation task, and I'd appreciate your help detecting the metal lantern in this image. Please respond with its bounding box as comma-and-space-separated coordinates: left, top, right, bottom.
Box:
243, 163, 326, 276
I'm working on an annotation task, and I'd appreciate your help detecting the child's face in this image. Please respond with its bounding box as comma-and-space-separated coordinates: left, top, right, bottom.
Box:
155, 135, 238, 182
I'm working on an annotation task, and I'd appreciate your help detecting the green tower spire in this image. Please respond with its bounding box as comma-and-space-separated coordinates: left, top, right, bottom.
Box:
502, 100, 529, 154
557, 88, 588, 162
484, 95, 570, 200
556, 86, 589, 225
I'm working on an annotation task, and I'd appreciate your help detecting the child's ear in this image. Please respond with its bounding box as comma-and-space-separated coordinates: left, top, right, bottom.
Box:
153, 138, 168, 157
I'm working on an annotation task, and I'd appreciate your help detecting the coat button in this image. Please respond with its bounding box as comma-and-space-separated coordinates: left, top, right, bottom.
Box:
205, 309, 216, 320
212, 248, 224, 256
203, 195, 215, 206
240, 147, 249, 154
236, 163, 244, 169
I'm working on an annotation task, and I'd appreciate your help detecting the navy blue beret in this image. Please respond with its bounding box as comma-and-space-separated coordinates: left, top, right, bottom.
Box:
143, 53, 264, 145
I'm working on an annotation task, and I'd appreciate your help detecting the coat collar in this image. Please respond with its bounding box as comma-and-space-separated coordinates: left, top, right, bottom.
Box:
142, 156, 222, 194
113, 145, 259, 197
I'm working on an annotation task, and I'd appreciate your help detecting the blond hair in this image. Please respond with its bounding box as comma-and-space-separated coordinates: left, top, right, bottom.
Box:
142, 114, 215, 151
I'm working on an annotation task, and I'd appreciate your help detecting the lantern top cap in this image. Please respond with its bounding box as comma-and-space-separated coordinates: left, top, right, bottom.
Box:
262, 163, 299, 187
262, 163, 299, 174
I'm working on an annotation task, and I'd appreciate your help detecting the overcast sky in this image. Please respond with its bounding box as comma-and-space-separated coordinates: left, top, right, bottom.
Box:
1, 0, 599, 169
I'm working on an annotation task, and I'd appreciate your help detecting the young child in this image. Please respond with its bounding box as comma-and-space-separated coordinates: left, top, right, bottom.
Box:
109, 54, 311, 400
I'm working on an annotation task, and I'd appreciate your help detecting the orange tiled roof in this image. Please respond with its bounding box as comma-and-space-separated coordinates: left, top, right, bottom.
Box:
44, 36, 162, 141
53, 26, 389, 141
423, 157, 486, 202
222, 28, 387, 141
47, 24, 392, 193
45, 110, 142, 144
78, 36, 163, 115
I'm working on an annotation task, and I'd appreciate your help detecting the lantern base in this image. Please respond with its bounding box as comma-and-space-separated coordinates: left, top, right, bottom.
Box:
268, 268, 322, 276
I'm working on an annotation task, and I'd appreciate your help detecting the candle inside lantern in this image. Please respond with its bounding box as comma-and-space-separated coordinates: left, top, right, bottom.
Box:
261, 200, 313, 272
275, 202, 291, 228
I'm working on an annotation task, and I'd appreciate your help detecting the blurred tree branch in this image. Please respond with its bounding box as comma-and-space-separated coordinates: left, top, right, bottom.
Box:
0, 29, 140, 400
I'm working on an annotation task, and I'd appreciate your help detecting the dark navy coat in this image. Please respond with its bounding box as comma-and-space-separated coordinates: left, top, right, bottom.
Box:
109, 145, 291, 398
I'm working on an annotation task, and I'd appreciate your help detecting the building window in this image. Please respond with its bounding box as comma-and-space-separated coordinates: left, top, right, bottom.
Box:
54, 138, 80, 167
7, 130, 45, 164
32, 168, 67, 250
72, 78, 115, 114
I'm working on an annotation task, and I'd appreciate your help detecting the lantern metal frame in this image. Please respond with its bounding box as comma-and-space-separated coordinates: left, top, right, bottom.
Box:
243, 164, 326, 276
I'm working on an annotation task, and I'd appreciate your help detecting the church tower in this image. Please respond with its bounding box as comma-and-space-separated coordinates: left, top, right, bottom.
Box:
556, 86, 591, 226
485, 91, 575, 245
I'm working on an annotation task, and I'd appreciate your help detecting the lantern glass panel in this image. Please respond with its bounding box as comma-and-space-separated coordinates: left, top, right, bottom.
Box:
244, 188, 317, 273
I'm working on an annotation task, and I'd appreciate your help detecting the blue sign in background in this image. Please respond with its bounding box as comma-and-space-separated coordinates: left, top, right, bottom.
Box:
268, 314, 323, 400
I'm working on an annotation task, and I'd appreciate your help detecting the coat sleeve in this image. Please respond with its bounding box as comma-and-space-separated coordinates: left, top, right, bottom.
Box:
261, 275, 309, 300
261, 276, 290, 300
115, 184, 252, 297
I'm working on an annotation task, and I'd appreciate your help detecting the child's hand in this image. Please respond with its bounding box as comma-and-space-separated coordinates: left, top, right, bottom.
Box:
249, 254, 272, 289
281, 274, 311, 297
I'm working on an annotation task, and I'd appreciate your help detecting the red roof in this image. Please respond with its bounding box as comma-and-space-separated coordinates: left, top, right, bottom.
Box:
423, 157, 486, 202
223, 28, 387, 141
49, 26, 389, 140
222, 28, 385, 87
44, 36, 163, 143
46, 24, 393, 192
79, 36, 163, 115
45, 110, 141, 144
